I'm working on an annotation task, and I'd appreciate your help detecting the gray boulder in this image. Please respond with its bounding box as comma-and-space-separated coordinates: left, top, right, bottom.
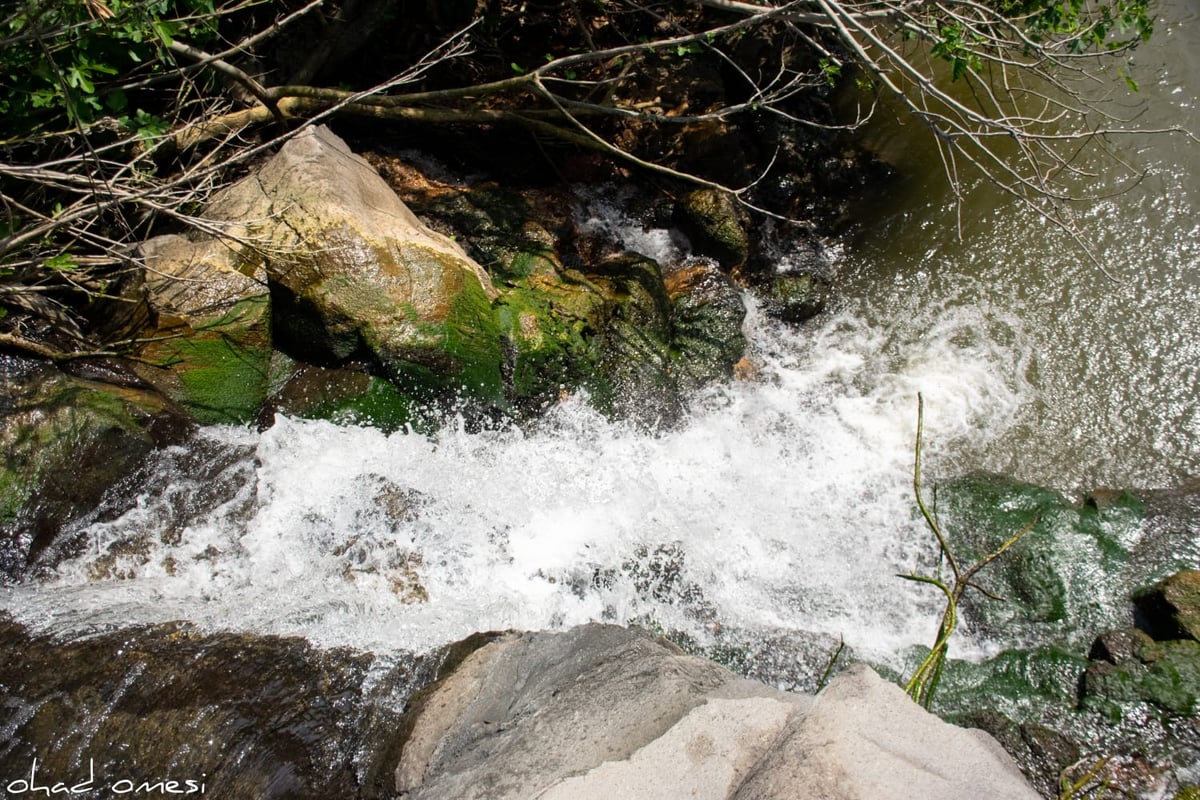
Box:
394, 624, 1039, 800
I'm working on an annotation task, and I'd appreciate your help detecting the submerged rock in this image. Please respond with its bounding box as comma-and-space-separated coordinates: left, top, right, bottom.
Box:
0, 357, 188, 577
0, 617, 432, 800
393, 623, 1039, 800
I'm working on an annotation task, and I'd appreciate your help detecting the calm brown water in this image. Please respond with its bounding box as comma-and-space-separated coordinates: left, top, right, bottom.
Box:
833, 0, 1200, 491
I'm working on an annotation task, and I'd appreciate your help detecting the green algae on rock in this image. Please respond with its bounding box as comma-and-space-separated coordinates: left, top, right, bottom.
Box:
0, 358, 188, 576
127, 126, 507, 423
123, 233, 272, 425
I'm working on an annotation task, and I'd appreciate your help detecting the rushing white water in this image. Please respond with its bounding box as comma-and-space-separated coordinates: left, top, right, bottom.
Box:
2, 290, 1033, 662
3, 1, 1196, 678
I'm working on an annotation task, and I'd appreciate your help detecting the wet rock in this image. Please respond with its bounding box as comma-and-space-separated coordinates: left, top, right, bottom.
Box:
121, 229, 272, 424
1134, 570, 1200, 642
1082, 572, 1200, 718
0, 358, 189, 578
1082, 639, 1200, 716
493, 263, 611, 412
587, 253, 681, 424
1090, 626, 1156, 664
673, 188, 749, 270
0, 617, 435, 800
760, 268, 830, 323
375, 157, 720, 423
666, 261, 747, 390
393, 624, 1039, 800
929, 474, 1152, 637
751, 236, 832, 324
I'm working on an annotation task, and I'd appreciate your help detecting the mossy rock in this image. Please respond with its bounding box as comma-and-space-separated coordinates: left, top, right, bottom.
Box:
1134, 570, 1200, 643
263, 356, 430, 433
1082, 638, 1200, 716
139, 127, 509, 420
932, 646, 1089, 718
0, 360, 187, 576
585, 253, 680, 423
666, 262, 747, 390
495, 268, 609, 409
934, 474, 1142, 636
129, 225, 274, 425
407, 183, 559, 281
761, 270, 830, 324
136, 295, 272, 425
673, 188, 748, 269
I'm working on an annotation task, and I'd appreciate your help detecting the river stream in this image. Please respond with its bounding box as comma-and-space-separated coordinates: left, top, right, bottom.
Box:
1, 0, 1197, 783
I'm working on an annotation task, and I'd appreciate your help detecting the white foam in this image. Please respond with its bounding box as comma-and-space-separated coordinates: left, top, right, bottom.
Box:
2, 292, 1032, 661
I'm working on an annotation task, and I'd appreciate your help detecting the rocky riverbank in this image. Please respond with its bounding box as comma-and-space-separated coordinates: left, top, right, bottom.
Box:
3, 125, 831, 571
0, 619, 1042, 799
3, 126, 1200, 798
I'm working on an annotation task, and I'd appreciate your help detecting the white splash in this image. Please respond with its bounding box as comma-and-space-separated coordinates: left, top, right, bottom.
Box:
2, 294, 1032, 663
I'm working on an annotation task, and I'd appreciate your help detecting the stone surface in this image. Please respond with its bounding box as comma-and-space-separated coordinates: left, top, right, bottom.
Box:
1082, 572, 1200, 717
393, 624, 1040, 800
107, 214, 274, 424
133, 126, 505, 419
0, 357, 187, 577
0, 617, 425, 800
731, 664, 1038, 800
1135, 570, 1200, 642
666, 261, 747, 391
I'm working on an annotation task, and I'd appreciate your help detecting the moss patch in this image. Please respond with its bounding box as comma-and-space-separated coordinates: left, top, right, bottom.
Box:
141, 295, 272, 425
0, 366, 162, 573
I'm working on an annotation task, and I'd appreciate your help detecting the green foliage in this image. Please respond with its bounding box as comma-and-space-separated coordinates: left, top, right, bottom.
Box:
818, 57, 841, 87
925, 0, 1152, 84
930, 24, 983, 81
1022, 0, 1153, 51
0, 0, 218, 138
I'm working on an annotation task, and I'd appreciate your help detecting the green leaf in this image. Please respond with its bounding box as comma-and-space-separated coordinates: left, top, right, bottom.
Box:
105, 88, 128, 112
132, 108, 170, 138
510, 62, 526, 75
43, 253, 78, 271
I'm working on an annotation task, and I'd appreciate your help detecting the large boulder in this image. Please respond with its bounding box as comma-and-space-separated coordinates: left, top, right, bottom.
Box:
132, 126, 504, 421
393, 624, 1039, 800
